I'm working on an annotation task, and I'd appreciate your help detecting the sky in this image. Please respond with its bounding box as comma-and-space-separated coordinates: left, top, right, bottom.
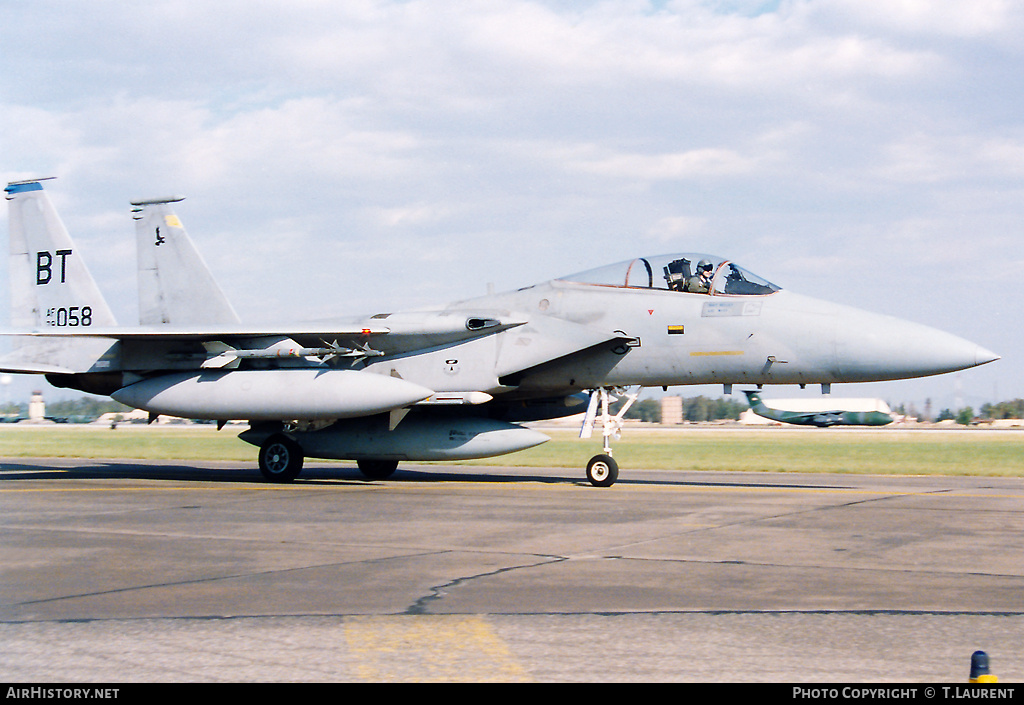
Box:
1, 0, 1020, 413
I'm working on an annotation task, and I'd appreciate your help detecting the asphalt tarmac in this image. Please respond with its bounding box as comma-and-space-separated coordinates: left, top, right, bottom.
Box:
1, 458, 1022, 682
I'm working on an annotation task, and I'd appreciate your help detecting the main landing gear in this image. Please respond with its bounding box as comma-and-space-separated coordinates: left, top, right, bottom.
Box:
580, 387, 639, 487
357, 459, 399, 480
258, 433, 400, 482
258, 434, 304, 483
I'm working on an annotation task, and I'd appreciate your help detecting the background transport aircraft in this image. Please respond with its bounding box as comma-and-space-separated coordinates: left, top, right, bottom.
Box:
2, 179, 999, 486
743, 390, 895, 427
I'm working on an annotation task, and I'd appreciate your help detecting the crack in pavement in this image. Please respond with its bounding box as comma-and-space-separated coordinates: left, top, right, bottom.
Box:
406, 554, 568, 615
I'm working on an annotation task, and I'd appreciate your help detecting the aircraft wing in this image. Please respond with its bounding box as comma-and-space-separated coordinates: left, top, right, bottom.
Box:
795, 411, 846, 427
2, 323, 390, 340
0, 310, 528, 362
0, 359, 79, 375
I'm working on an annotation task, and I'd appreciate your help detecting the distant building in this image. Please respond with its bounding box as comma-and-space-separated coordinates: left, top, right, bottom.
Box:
660, 396, 683, 425
94, 409, 174, 424
989, 419, 1024, 429
28, 391, 45, 422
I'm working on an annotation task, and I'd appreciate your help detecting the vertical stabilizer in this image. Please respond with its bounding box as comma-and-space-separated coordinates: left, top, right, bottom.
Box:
2, 178, 119, 376
131, 198, 241, 325
742, 390, 778, 422
5, 179, 117, 330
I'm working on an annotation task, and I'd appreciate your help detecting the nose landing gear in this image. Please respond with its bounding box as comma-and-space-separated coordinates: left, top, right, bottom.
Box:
580, 386, 639, 487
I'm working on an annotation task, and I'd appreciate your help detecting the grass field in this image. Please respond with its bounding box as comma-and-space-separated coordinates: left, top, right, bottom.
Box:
1, 424, 1022, 477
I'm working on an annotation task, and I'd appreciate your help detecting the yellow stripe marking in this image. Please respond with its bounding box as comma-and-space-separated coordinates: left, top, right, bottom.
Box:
344, 615, 529, 682
1, 480, 1020, 501
690, 350, 744, 357
0, 486, 300, 493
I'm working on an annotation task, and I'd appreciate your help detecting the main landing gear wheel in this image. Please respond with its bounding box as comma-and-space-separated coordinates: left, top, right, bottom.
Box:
586, 454, 619, 488
258, 434, 304, 483
358, 459, 399, 480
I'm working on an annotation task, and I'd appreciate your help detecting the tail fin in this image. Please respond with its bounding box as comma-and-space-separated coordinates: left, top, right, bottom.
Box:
742, 390, 765, 410
131, 197, 240, 325
2, 178, 119, 375
742, 389, 783, 423
5, 178, 117, 330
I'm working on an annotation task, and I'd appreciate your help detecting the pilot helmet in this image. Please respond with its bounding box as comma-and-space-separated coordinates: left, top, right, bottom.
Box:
697, 259, 713, 273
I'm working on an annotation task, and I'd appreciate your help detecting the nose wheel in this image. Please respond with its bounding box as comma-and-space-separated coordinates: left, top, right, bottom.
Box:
580, 387, 639, 487
586, 454, 619, 487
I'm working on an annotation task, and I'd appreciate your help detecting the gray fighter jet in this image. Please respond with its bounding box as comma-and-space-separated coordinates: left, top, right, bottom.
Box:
2, 179, 999, 486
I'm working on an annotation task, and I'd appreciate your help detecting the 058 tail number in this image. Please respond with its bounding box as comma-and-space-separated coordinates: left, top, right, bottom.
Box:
45, 306, 92, 327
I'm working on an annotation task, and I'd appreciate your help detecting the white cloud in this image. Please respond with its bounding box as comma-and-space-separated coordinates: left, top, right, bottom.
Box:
646, 215, 711, 245
567, 145, 759, 180
370, 202, 459, 228
812, 0, 1022, 39
873, 132, 1024, 184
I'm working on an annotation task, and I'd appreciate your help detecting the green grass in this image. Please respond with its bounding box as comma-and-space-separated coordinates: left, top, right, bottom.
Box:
1, 425, 1022, 477
467, 429, 1024, 477
0, 425, 254, 462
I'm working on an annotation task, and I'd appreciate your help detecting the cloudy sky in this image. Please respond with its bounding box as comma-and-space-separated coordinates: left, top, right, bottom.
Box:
2, 0, 1019, 412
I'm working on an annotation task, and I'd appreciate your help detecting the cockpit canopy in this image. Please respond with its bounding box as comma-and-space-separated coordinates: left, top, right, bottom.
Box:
558, 254, 781, 296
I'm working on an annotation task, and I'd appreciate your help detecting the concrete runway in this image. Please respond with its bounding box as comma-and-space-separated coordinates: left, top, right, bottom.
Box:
1, 458, 1022, 682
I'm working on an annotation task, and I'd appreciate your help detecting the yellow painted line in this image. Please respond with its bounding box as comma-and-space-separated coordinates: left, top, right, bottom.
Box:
612, 484, 1024, 500
344, 615, 530, 682
0, 485, 313, 493
374, 481, 1024, 501
690, 350, 744, 356
1, 479, 1020, 501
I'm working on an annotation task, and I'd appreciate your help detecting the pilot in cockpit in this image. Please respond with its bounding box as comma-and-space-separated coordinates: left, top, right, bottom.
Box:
686, 259, 714, 293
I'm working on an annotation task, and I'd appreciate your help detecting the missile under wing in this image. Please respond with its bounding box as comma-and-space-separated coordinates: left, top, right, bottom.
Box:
1, 180, 999, 486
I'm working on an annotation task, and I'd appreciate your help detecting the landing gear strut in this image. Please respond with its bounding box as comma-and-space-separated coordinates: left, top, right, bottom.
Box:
580, 387, 639, 487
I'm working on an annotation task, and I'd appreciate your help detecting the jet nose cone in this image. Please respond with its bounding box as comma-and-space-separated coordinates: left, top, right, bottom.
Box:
835, 310, 999, 383
976, 346, 1000, 367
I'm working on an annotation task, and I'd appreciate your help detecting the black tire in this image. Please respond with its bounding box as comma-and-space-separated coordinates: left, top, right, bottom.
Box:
258, 434, 304, 483
586, 454, 618, 487
357, 459, 399, 480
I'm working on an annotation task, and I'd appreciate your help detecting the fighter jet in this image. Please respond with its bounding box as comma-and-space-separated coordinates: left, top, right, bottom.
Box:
743, 390, 895, 427
2, 179, 999, 486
